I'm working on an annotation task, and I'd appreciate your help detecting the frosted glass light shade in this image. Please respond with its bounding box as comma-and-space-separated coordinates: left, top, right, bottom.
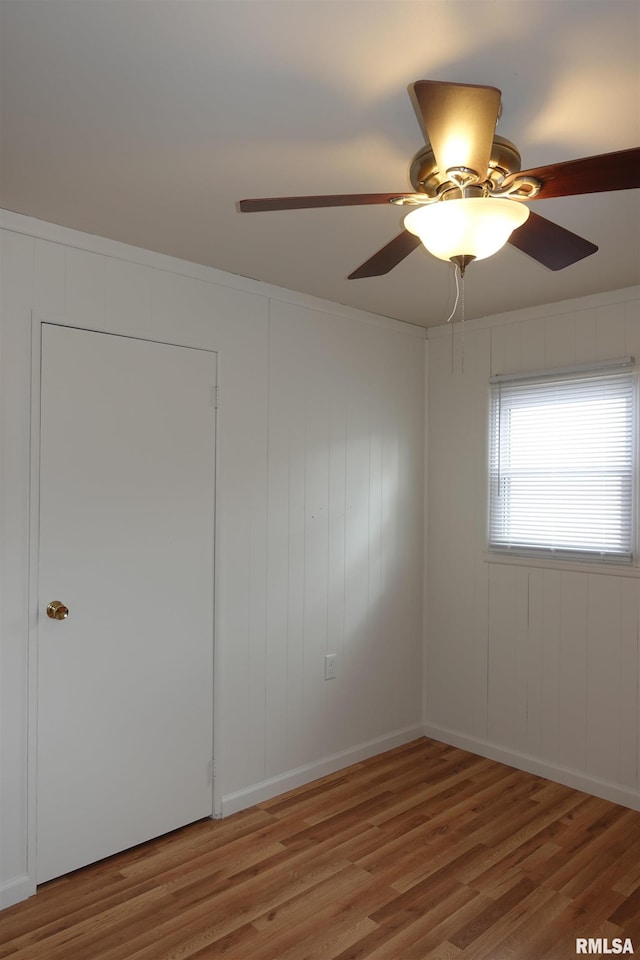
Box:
404, 197, 530, 263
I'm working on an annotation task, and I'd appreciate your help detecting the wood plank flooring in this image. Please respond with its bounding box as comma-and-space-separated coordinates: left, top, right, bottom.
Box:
2, 737, 640, 959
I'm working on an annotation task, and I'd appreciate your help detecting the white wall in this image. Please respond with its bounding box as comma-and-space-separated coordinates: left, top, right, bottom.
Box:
0, 211, 425, 906
425, 286, 640, 809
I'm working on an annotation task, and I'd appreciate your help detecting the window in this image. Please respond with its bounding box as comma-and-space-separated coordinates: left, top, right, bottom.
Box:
489, 362, 636, 562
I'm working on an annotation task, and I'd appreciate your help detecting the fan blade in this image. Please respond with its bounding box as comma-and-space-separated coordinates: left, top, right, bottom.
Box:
409, 80, 502, 181
238, 193, 411, 212
348, 231, 422, 279
508, 210, 598, 270
505, 147, 640, 200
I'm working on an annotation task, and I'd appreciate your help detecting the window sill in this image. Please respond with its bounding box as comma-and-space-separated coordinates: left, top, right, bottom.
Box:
484, 551, 640, 578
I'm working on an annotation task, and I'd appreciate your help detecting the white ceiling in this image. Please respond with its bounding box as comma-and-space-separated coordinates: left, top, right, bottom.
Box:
1, 0, 639, 328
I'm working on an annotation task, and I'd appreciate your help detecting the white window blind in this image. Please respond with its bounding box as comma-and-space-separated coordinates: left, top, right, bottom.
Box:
489, 367, 636, 561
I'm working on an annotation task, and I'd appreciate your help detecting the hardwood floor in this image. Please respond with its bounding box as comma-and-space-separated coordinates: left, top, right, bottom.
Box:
2, 737, 640, 959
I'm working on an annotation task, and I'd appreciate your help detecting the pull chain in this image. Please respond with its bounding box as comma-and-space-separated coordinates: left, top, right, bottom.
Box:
446, 264, 460, 373
444, 263, 466, 373
460, 269, 465, 374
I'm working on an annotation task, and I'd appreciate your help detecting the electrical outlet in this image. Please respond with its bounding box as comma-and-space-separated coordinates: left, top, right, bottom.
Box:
324, 653, 337, 680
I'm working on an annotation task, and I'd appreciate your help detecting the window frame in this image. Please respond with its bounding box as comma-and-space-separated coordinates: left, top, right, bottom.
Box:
487, 359, 637, 565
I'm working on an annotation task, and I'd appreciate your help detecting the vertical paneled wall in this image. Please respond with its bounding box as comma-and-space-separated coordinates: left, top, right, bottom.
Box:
223, 299, 425, 803
0, 213, 425, 905
262, 302, 424, 783
425, 288, 640, 809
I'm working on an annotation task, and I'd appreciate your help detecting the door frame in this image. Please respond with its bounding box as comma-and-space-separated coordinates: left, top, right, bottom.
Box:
27, 313, 221, 893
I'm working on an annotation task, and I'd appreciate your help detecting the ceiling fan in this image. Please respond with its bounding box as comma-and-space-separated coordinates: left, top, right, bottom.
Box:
238, 80, 640, 279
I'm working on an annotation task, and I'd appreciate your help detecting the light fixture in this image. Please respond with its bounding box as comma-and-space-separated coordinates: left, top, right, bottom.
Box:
404, 197, 530, 272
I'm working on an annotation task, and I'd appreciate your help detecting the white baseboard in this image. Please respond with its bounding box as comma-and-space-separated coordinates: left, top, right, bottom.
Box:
221, 725, 425, 816
0, 874, 36, 910
423, 721, 640, 812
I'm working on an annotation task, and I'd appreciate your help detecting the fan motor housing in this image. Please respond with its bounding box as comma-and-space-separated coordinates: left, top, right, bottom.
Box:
409, 135, 522, 196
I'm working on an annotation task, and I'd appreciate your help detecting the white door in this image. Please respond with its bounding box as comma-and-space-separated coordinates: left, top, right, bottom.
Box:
36, 323, 216, 884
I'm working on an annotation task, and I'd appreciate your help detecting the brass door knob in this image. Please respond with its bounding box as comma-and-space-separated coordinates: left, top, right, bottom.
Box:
46, 601, 69, 620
